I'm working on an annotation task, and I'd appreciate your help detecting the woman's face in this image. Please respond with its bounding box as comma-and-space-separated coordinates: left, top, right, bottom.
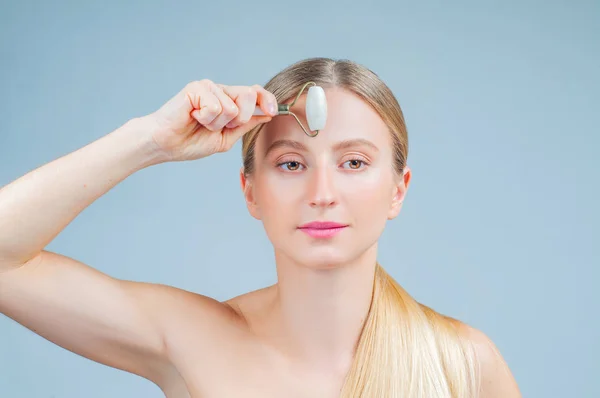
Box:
241, 86, 411, 269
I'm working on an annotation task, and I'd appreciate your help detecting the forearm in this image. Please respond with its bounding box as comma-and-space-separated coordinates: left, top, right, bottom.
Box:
0, 117, 165, 267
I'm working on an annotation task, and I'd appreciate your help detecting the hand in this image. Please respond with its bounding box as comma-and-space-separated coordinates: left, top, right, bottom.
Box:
142, 80, 278, 162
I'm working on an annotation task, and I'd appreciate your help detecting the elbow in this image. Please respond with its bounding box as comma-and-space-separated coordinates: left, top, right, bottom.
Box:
0, 250, 44, 274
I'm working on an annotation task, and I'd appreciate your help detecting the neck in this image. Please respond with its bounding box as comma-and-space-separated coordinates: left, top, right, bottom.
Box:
268, 244, 378, 373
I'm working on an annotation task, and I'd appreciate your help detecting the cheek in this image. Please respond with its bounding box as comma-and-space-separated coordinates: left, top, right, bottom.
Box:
254, 171, 304, 224
338, 169, 394, 210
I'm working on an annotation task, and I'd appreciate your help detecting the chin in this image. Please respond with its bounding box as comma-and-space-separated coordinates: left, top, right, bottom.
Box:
294, 247, 352, 270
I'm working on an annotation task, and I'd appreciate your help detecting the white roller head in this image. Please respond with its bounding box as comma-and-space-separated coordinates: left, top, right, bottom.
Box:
306, 86, 327, 132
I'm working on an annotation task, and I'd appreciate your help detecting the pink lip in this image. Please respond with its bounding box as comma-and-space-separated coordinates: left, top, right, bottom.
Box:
298, 221, 348, 238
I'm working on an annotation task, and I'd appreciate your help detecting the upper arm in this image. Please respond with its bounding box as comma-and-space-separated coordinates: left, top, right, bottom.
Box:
0, 250, 222, 387
460, 323, 522, 398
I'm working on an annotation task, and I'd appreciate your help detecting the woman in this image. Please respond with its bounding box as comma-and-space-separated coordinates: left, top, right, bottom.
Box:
0, 57, 520, 397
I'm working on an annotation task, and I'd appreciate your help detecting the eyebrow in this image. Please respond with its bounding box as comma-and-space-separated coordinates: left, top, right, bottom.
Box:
264, 138, 380, 157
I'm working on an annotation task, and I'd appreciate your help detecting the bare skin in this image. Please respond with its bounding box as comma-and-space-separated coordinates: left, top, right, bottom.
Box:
0, 80, 521, 397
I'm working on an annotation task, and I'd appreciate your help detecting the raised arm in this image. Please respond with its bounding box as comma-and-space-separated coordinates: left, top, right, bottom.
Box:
0, 80, 277, 387
0, 118, 178, 383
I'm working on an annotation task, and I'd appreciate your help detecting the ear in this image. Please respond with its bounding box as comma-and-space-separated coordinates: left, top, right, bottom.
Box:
388, 166, 411, 220
240, 167, 261, 220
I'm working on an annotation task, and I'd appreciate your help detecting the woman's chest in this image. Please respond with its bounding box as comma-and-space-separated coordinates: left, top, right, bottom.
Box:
170, 349, 344, 398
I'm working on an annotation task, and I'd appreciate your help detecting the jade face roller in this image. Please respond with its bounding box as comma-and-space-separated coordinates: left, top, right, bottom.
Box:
253, 81, 327, 137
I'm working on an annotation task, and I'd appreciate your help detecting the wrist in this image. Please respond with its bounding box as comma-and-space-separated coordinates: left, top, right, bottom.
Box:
118, 116, 171, 168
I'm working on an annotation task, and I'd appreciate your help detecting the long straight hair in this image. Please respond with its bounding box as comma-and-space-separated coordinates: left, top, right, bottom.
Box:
241, 57, 480, 397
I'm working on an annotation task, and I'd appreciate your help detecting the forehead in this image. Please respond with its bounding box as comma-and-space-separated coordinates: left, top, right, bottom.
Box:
256, 86, 391, 154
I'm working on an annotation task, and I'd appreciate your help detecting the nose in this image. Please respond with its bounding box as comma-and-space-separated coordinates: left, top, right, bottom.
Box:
307, 164, 337, 209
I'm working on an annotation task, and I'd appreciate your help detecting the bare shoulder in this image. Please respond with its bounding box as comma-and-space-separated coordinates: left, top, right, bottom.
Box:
223, 284, 276, 326
144, 282, 278, 352
132, 281, 239, 316
127, 281, 247, 332
455, 322, 522, 398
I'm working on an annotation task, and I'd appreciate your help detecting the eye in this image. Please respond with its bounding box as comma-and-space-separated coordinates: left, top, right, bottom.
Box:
342, 158, 368, 170
277, 160, 305, 171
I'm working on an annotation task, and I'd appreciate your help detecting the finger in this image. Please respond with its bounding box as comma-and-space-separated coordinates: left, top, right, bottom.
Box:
219, 115, 272, 152
186, 80, 222, 126
190, 92, 221, 126
204, 85, 239, 132
252, 85, 278, 117
220, 86, 258, 129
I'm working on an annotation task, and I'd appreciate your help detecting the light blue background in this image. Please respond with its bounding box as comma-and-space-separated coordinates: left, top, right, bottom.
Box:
1, 1, 598, 397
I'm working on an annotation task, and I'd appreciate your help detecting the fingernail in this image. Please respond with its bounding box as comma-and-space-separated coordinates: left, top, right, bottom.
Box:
269, 102, 278, 116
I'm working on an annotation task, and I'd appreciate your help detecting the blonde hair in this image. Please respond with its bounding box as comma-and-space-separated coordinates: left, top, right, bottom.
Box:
241, 58, 480, 397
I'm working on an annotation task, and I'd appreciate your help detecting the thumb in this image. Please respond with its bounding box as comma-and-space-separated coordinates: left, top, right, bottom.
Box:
219, 116, 272, 152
